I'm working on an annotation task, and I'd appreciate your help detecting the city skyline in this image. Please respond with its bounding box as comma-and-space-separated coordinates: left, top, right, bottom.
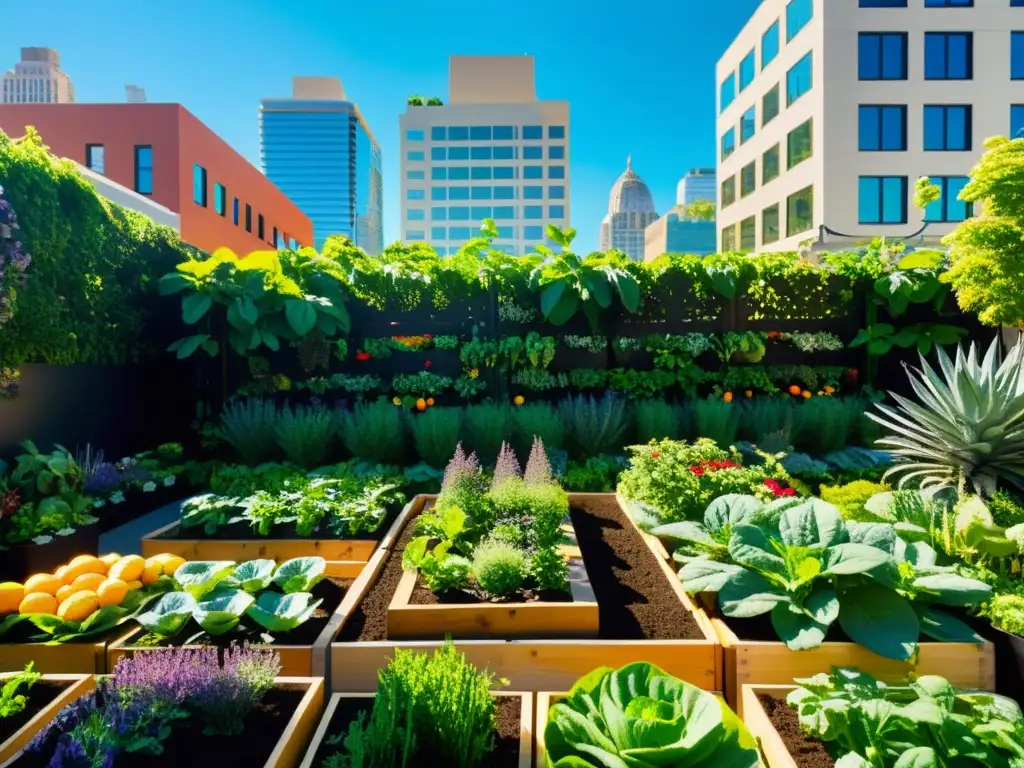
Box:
0, 0, 758, 254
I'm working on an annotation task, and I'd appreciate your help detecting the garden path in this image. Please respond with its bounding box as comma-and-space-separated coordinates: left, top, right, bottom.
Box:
98, 499, 184, 555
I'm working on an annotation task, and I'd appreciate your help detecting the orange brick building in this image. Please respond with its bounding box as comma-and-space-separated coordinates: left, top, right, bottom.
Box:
0, 103, 312, 255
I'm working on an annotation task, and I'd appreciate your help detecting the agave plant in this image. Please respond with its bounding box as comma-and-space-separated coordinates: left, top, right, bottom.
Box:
869, 339, 1024, 496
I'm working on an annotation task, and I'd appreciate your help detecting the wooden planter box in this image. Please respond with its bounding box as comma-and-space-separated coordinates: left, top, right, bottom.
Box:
0, 674, 93, 764
140, 498, 417, 579
387, 517, 599, 640
741, 685, 805, 768
0, 628, 136, 674
298, 691, 533, 768
330, 494, 721, 693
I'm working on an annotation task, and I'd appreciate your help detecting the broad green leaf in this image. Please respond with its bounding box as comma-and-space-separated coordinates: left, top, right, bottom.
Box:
805, 584, 840, 625
284, 299, 317, 336
612, 272, 641, 314
651, 521, 715, 547
728, 524, 787, 576
824, 543, 893, 576
173, 560, 237, 599
893, 747, 938, 768
440, 506, 467, 540
227, 297, 256, 330
173, 333, 211, 359
581, 271, 613, 309
705, 494, 764, 532
719, 570, 789, 617
543, 282, 580, 325
231, 559, 276, 593
779, 500, 844, 549
247, 591, 323, 633
911, 573, 991, 606
838, 584, 918, 661
136, 591, 197, 637
847, 522, 897, 552
229, 327, 256, 355
678, 559, 745, 592
194, 589, 254, 636
771, 603, 828, 650
917, 607, 984, 643
273, 556, 326, 593
158, 273, 191, 295
181, 292, 212, 324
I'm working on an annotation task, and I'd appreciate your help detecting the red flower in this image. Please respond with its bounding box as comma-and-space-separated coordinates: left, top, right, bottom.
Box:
689, 465, 706, 476
1, 489, 21, 518
782, 488, 797, 497
651, 451, 660, 460
768, 331, 781, 339
424, 334, 433, 339
355, 352, 372, 362
424, 360, 432, 368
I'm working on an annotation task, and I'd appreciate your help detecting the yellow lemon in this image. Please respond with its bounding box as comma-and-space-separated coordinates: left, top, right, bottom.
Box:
0, 583, 24, 614
108, 555, 145, 583
24, 573, 63, 596
125, 580, 143, 591
56, 584, 76, 603
71, 573, 106, 594
19, 592, 58, 615
57, 591, 99, 622
97, 578, 129, 607
99, 553, 122, 568
140, 560, 164, 586
149, 553, 186, 576
53, 565, 69, 581
63, 556, 106, 583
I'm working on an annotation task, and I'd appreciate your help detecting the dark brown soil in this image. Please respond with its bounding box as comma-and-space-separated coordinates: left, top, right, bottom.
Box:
410, 576, 571, 605
120, 577, 350, 649
156, 506, 399, 541
0, 680, 73, 744
12, 684, 306, 768
758, 694, 835, 768
309, 694, 522, 767
338, 496, 703, 641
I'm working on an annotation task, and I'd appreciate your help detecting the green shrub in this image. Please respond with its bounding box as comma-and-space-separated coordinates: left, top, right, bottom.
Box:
464, 403, 513, 462
562, 455, 622, 492
634, 399, 679, 442
341, 398, 406, 465
988, 490, 1024, 529
408, 407, 462, 468
693, 397, 741, 448
472, 539, 528, 596
819, 480, 888, 522
512, 403, 564, 454
982, 594, 1024, 636
559, 392, 629, 459
794, 397, 865, 454
742, 398, 794, 446
275, 403, 335, 469
488, 477, 568, 549
209, 463, 302, 497
217, 399, 280, 465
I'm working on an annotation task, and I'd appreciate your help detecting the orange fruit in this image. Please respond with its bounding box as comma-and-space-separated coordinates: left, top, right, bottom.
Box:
788, 385, 801, 396
53, 565, 69, 581
823, 385, 835, 394
99, 553, 122, 568
56, 584, 76, 603
57, 591, 99, 622
71, 573, 105, 593
745, 390, 753, 398
108, 555, 145, 583
19, 592, 58, 615
24, 573, 63, 596
415, 398, 426, 411
141, 559, 164, 586
97, 578, 129, 607
0, 583, 24, 614
802, 390, 812, 399
426, 397, 435, 407
126, 580, 143, 591
723, 392, 734, 403
513, 395, 525, 406
63, 556, 106, 582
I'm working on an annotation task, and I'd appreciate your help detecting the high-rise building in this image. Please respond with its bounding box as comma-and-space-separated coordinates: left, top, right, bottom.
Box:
644, 209, 717, 260
716, 0, 1018, 253
260, 77, 383, 254
2, 47, 74, 104
399, 55, 570, 256
599, 156, 658, 261
676, 167, 717, 207
0, 103, 312, 254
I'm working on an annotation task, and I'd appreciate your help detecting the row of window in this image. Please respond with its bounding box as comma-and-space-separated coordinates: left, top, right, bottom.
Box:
408, 225, 551, 242
407, 146, 566, 161
407, 205, 568, 222
722, 120, 813, 207
721, 53, 812, 161
721, 185, 815, 250
862, 1, 1024, 7
858, 175, 971, 223
721, 0, 813, 112
408, 186, 566, 202
859, 104, 975, 151
85, 143, 153, 195
409, 167, 569, 183
406, 125, 566, 141
860, 30, 1024, 81
192, 163, 285, 247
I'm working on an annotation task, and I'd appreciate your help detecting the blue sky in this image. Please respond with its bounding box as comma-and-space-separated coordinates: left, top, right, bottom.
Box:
3, 0, 761, 253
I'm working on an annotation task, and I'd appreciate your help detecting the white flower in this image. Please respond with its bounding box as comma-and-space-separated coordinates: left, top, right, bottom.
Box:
163, 475, 176, 487
55, 527, 76, 537
143, 481, 157, 493
111, 491, 125, 504
32, 535, 53, 545
93, 499, 107, 509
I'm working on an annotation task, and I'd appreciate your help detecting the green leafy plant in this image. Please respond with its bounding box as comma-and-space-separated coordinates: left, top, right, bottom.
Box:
634, 399, 680, 442
820, 481, 888, 523
563, 335, 607, 353
0, 662, 40, 718
464, 403, 514, 462
193, 589, 255, 635
217, 399, 280, 465
408, 407, 462, 468
850, 322, 968, 356
563, 455, 623, 493
341, 399, 407, 465
246, 591, 321, 633
275, 403, 335, 469
525, 332, 557, 369
513, 403, 565, 454
392, 371, 453, 397
694, 397, 742, 448
543, 662, 758, 768
559, 392, 629, 458
471, 539, 529, 596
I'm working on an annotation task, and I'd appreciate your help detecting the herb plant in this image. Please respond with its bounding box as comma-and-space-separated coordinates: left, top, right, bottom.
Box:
0, 662, 40, 718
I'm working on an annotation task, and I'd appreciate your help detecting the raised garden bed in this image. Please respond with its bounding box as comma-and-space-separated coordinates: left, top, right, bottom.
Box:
140, 498, 415, 579
741, 685, 828, 768
0, 627, 135, 674
95, 486, 187, 534
0, 526, 99, 583
0, 674, 93, 763
298, 691, 532, 768
4, 676, 325, 768
330, 493, 721, 692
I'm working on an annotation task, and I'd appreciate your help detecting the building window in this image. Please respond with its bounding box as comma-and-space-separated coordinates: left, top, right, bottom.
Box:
786, 0, 813, 42
471, 147, 492, 160
925, 32, 973, 79
448, 126, 469, 141
1012, 105, 1024, 138
763, 144, 780, 184
494, 186, 515, 200
1013, 32, 1024, 79
406, 229, 425, 241
858, 32, 908, 80
406, 129, 424, 141
214, 183, 226, 216
469, 126, 491, 140
257, 214, 265, 240
721, 127, 736, 161
740, 216, 756, 250
471, 187, 492, 200
523, 125, 543, 139
740, 49, 756, 91
859, 105, 907, 150
924, 0, 972, 5
494, 126, 515, 140
407, 150, 425, 161
407, 189, 425, 200
741, 162, 756, 198
549, 166, 566, 179
762, 20, 780, 69
233, 197, 239, 226
787, 119, 813, 169
786, 185, 814, 237
524, 205, 543, 219
448, 147, 470, 160
408, 208, 425, 221
431, 188, 447, 201
85, 144, 105, 174
430, 207, 445, 220
549, 146, 565, 160
494, 146, 515, 160
720, 72, 736, 113
858, 176, 908, 224
449, 207, 469, 220
134, 145, 153, 195
448, 227, 471, 240
245, 204, 252, 232
494, 167, 514, 179
431, 226, 446, 240
449, 187, 470, 201
407, 170, 425, 180
471, 206, 492, 219
493, 206, 515, 218
549, 205, 565, 218
272, 226, 279, 247
449, 167, 469, 180
431, 127, 446, 140
860, 0, 907, 5
741, 106, 756, 143
524, 186, 543, 200
524, 146, 543, 160
471, 167, 492, 181
721, 176, 736, 207
523, 166, 542, 180
787, 52, 813, 106
722, 224, 737, 251
924, 176, 973, 222
192, 165, 207, 207
524, 225, 544, 240
762, 84, 780, 127
763, 204, 780, 245
549, 126, 566, 139
550, 186, 566, 199
924, 105, 972, 151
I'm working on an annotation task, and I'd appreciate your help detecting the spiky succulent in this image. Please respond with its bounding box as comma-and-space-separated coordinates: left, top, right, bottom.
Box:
869, 339, 1024, 496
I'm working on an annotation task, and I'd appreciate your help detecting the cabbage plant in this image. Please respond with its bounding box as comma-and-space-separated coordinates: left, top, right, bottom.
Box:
544, 662, 758, 767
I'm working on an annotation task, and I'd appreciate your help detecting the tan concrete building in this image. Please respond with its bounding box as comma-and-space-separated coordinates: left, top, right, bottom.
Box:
716, 0, 1021, 253
399, 55, 570, 256
2, 48, 74, 104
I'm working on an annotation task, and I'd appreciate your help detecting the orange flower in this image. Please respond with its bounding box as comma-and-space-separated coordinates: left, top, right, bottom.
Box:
513, 395, 525, 406
723, 391, 734, 403
426, 397, 435, 407
823, 385, 835, 394
744, 390, 753, 398
416, 398, 427, 411
788, 385, 801, 396
801, 390, 812, 399
469, 368, 479, 379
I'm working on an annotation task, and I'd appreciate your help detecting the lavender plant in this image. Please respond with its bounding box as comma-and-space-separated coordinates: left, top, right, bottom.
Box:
77, 444, 123, 495
524, 437, 553, 485
490, 442, 521, 489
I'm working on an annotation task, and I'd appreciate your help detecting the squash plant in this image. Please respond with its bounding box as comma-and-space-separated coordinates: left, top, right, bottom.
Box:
158, 247, 350, 358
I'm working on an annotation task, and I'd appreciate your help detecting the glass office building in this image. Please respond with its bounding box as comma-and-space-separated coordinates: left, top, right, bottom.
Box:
260, 80, 382, 254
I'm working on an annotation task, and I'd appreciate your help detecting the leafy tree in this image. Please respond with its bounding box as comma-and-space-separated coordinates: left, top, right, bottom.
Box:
683, 199, 716, 222
942, 136, 1024, 327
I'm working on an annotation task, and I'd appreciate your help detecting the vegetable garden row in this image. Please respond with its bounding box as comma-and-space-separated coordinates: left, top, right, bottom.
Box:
1, 131, 1023, 766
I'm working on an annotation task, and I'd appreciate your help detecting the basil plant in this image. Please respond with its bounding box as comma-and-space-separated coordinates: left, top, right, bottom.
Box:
544, 662, 758, 767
